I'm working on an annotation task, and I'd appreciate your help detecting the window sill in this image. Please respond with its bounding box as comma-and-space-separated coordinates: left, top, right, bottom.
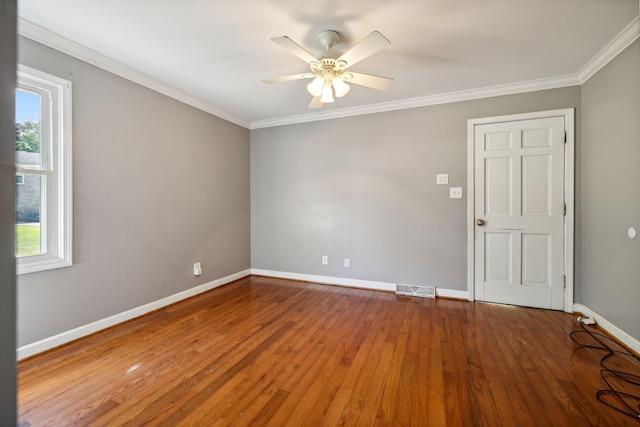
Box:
17, 255, 72, 275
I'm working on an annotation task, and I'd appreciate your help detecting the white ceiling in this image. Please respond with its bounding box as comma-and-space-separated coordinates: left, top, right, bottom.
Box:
18, 0, 639, 128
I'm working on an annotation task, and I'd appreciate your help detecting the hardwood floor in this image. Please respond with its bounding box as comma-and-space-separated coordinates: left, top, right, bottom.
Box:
18, 275, 637, 426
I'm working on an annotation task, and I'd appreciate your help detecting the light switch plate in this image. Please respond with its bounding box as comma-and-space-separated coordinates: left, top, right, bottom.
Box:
436, 174, 448, 185
450, 187, 463, 199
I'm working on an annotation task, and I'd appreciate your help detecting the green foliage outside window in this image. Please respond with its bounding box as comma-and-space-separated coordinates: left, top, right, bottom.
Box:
15, 120, 40, 153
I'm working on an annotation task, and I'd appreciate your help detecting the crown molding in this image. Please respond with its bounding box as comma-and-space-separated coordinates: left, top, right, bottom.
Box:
577, 16, 640, 84
18, 14, 639, 131
251, 15, 639, 129
250, 74, 580, 129
18, 19, 250, 129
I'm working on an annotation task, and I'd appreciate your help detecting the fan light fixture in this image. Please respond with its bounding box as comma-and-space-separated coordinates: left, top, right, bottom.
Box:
306, 77, 324, 97
320, 81, 335, 103
332, 77, 350, 97
263, 30, 393, 109
307, 74, 350, 100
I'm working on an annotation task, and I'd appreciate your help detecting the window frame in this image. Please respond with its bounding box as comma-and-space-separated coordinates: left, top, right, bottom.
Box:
16, 65, 73, 274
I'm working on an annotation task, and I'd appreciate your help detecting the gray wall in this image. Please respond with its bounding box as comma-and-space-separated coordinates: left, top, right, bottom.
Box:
17, 38, 251, 347
0, 0, 17, 423
581, 39, 640, 340
251, 87, 581, 291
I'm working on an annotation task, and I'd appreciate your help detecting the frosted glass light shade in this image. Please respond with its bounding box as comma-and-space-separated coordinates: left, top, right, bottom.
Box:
306, 77, 324, 97
320, 84, 334, 103
332, 77, 350, 97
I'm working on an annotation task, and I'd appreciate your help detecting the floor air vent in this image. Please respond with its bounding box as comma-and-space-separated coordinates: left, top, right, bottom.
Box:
396, 284, 436, 298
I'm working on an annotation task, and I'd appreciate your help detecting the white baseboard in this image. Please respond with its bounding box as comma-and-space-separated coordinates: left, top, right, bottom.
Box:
250, 269, 469, 299
17, 268, 471, 360
573, 303, 640, 355
251, 268, 395, 291
17, 269, 251, 360
435, 288, 469, 300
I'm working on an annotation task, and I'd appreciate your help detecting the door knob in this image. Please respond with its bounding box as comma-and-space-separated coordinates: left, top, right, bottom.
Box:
476, 219, 486, 226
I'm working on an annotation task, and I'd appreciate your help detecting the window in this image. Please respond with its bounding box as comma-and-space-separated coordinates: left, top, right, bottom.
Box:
15, 65, 72, 274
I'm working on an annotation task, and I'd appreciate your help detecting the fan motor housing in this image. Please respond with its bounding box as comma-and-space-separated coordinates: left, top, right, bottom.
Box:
317, 30, 340, 50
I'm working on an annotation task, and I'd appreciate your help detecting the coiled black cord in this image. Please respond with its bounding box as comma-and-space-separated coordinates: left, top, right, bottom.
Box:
570, 320, 640, 420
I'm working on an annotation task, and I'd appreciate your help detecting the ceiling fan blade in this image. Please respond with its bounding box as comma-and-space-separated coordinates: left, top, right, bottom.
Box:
308, 96, 324, 109
345, 72, 393, 91
271, 36, 319, 65
262, 73, 315, 84
336, 31, 390, 67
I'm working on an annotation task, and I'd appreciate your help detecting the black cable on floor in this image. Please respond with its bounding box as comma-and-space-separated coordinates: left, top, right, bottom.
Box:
570, 320, 640, 420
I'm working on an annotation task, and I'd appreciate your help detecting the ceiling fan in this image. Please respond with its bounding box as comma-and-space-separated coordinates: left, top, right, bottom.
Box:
263, 30, 393, 109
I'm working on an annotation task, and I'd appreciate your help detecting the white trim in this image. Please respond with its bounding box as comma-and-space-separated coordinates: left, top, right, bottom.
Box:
19, 15, 638, 130
466, 119, 476, 303
250, 75, 579, 129
577, 16, 640, 84
466, 109, 575, 313
18, 19, 250, 129
435, 288, 469, 300
16, 269, 251, 360
250, 268, 469, 300
17, 268, 467, 359
573, 303, 640, 356
251, 269, 395, 292
563, 109, 575, 313
16, 65, 73, 274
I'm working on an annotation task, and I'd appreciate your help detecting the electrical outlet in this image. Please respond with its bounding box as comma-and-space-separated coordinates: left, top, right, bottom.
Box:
322, 255, 328, 265
193, 262, 202, 276
344, 258, 350, 268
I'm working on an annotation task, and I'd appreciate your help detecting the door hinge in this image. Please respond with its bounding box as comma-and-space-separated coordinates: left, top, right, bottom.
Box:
563, 203, 567, 216
562, 275, 566, 288
564, 131, 567, 143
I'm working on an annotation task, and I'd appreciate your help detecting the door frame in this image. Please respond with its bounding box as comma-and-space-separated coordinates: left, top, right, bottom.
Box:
466, 109, 575, 313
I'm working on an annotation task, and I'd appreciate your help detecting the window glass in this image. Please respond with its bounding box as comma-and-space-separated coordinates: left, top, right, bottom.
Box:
15, 88, 45, 257
15, 174, 44, 256
15, 65, 73, 274
15, 89, 42, 169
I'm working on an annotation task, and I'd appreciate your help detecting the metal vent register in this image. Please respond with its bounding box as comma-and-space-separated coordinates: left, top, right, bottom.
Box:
396, 284, 436, 298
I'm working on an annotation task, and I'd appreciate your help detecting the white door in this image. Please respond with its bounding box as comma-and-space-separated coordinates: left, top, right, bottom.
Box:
473, 116, 565, 310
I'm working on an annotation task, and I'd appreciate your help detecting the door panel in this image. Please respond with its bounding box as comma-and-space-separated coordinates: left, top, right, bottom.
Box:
485, 131, 512, 150
522, 155, 550, 215
474, 116, 565, 310
485, 232, 512, 282
485, 157, 512, 215
521, 233, 549, 286
522, 127, 551, 148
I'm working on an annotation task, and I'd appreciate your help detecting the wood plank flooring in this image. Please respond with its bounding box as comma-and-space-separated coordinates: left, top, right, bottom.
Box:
17, 275, 637, 426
